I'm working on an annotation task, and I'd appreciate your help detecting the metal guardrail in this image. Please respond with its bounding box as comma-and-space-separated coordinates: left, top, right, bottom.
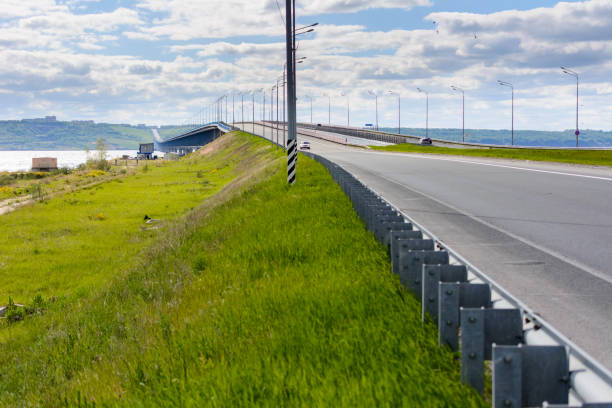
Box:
298, 122, 408, 144
302, 151, 612, 407
298, 123, 612, 150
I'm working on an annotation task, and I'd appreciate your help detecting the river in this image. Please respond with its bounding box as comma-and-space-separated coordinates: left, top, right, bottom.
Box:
0, 150, 165, 172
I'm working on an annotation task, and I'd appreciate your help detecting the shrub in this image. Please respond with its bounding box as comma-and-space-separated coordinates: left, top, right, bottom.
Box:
28, 183, 44, 201
85, 170, 107, 177
5, 297, 25, 324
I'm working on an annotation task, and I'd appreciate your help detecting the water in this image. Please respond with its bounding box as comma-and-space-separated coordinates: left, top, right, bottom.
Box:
0, 150, 165, 172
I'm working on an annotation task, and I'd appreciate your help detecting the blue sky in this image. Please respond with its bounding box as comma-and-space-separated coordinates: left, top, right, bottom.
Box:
0, 0, 610, 130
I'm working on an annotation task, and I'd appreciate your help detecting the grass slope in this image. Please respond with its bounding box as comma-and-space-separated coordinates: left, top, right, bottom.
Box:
372, 143, 612, 167
0, 132, 484, 407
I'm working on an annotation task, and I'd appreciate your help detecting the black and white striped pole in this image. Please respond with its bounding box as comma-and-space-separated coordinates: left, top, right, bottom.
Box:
285, 0, 297, 184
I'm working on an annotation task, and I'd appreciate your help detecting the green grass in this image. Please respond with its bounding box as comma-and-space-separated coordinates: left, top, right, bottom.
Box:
0, 133, 271, 303
0, 132, 484, 406
372, 143, 612, 167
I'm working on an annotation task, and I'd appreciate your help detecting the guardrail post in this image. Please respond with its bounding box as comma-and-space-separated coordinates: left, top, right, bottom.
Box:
461, 308, 523, 394
492, 345, 569, 407
377, 222, 413, 250
439, 283, 492, 350
398, 249, 448, 298
390, 231, 423, 274
461, 308, 486, 394
439, 282, 460, 350
421, 264, 467, 323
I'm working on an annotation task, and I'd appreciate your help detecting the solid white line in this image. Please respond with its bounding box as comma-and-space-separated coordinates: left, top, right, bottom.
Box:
361, 151, 612, 181
366, 169, 612, 285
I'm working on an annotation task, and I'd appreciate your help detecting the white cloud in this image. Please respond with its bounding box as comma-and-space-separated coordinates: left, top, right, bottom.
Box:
0, 0, 611, 130
298, 0, 431, 14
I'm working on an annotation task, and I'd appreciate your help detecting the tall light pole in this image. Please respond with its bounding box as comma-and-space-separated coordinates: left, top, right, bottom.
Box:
561, 66, 580, 147
276, 81, 280, 147
305, 95, 312, 123
367, 90, 379, 130
241, 92, 246, 125
252, 90, 255, 133
387, 90, 400, 134
417, 88, 429, 138
498, 80, 514, 146
281, 74, 286, 150
451, 85, 465, 142
340, 91, 349, 127
270, 85, 275, 147
285, 0, 297, 184
326, 94, 331, 124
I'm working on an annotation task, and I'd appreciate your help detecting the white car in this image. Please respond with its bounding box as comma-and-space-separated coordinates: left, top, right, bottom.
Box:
299, 141, 310, 150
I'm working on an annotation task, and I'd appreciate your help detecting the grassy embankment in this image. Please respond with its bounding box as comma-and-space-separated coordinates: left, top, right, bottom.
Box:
0, 131, 484, 406
372, 143, 612, 167
0, 157, 159, 203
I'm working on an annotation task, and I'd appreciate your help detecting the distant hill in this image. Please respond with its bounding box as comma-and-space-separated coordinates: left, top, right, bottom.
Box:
380, 127, 612, 147
0, 119, 185, 150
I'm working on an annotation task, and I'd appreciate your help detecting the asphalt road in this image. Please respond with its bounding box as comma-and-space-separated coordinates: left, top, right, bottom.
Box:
236, 122, 612, 370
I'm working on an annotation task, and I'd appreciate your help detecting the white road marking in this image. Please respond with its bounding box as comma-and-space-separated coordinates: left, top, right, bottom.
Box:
362, 168, 612, 285
352, 150, 612, 182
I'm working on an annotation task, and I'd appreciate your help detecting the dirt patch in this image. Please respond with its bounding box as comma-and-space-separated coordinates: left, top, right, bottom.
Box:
197, 133, 235, 156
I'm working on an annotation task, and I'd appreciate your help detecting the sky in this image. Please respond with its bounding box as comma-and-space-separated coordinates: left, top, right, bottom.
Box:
1, 0, 611, 130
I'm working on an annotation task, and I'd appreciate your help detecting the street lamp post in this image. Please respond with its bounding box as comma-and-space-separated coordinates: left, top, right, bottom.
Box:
497, 80, 514, 146
561, 66, 580, 147
367, 90, 379, 131
417, 88, 429, 138
341, 91, 349, 127
451, 85, 465, 142
241, 92, 245, 126
305, 95, 312, 123
387, 91, 400, 134
276, 80, 280, 147
252, 90, 255, 133
327, 94, 331, 124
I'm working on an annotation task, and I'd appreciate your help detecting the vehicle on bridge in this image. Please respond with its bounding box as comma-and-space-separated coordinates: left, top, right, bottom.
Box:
299, 141, 310, 150
419, 137, 432, 145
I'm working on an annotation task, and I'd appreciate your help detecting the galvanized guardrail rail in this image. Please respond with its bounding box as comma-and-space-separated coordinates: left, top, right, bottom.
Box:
297, 122, 409, 144
303, 151, 612, 408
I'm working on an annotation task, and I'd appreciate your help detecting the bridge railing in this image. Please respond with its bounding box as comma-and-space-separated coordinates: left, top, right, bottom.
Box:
297, 122, 413, 145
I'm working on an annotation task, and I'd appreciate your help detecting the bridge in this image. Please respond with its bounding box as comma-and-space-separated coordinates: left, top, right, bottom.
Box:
154, 121, 231, 154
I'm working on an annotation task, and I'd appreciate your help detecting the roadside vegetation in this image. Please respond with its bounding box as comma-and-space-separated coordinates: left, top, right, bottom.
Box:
0, 131, 484, 406
372, 142, 612, 167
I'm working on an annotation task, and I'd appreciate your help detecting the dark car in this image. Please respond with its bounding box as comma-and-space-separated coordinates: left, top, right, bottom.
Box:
419, 137, 432, 145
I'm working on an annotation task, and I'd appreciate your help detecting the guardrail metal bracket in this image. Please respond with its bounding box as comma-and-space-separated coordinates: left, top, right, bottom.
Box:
461, 308, 523, 394
390, 231, 423, 274
398, 247, 447, 296
421, 264, 468, 323
438, 282, 492, 351
493, 345, 569, 407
